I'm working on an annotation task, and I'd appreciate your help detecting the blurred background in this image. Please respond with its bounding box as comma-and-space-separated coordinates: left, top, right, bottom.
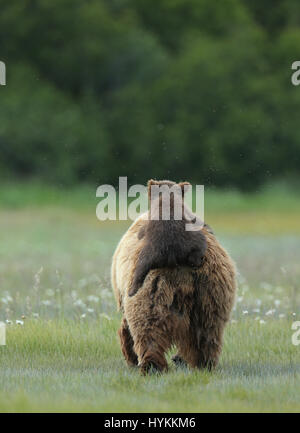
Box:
0, 2, 300, 412
0, 0, 300, 318
1, 0, 300, 191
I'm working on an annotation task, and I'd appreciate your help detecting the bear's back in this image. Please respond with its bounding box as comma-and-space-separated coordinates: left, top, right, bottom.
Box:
111, 212, 236, 315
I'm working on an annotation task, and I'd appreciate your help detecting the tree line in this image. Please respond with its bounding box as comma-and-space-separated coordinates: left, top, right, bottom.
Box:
0, 0, 300, 190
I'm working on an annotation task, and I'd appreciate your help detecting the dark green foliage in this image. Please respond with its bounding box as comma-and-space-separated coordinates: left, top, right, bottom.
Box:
0, 0, 300, 190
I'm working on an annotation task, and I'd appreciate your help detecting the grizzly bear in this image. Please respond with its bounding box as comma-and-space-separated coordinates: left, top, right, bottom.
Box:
111, 180, 236, 374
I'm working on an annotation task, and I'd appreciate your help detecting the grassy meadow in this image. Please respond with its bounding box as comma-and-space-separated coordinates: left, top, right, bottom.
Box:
0, 182, 299, 412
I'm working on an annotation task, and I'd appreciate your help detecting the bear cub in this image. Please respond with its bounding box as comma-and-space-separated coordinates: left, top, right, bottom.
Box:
128, 179, 207, 296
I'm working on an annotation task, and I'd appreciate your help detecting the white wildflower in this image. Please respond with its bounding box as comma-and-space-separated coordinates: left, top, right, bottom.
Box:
265, 309, 275, 316
73, 299, 86, 308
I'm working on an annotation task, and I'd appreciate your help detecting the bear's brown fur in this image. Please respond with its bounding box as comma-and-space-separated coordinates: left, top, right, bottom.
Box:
129, 179, 207, 296
111, 180, 237, 374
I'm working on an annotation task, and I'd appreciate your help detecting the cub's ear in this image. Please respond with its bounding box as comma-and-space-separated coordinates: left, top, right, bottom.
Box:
179, 181, 191, 196
147, 179, 159, 188
179, 181, 191, 188
147, 179, 159, 199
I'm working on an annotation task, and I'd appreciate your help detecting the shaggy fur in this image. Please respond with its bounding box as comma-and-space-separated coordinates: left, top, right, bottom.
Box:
129, 180, 207, 296
111, 183, 237, 374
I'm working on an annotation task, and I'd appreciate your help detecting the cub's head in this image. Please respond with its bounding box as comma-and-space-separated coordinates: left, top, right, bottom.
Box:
147, 179, 191, 201
147, 179, 192, 220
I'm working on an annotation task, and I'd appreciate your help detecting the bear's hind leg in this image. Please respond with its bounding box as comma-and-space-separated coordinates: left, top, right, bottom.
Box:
125, 274, 176, 374
118, 317, 138, 367
131, 318, 171, 374
192, 325, 225, 370
175, 323, 224, 371
139, 342, 169, 375
126, 309, 172, 374
196, 336, 222, 370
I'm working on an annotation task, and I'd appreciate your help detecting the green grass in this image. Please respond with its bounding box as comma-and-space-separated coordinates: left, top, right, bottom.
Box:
1, 180, 300, 212
0, 318, 298, 412
1, 180, 300, 235
0, 182, 299, 412
0, 181, 95, 210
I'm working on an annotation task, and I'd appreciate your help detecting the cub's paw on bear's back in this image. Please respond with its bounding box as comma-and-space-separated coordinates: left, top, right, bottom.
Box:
187, 247, 205, 267
128, 179, 207, 297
